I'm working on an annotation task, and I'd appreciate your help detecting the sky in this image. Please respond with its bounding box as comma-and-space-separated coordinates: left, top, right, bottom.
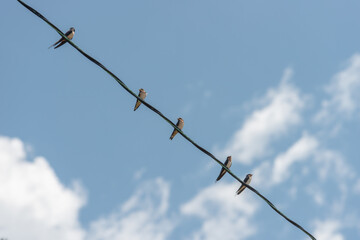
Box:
1, 0, 360, 239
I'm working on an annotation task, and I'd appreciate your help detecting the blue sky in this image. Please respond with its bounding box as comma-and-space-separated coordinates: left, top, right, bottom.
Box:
1, 0, 360, 239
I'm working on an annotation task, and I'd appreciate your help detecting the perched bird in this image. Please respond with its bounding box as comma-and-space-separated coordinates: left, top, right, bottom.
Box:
170, 118, 184, 140
236, 174, 253, 195
134, 88, 147, 111
215, 156, 232, 182
49, 27, 75, 49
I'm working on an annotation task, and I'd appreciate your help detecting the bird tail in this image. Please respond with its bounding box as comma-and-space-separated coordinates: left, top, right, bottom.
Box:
54, 40, 66, 49
236, 187, 245, 195
48, 39, 62, 49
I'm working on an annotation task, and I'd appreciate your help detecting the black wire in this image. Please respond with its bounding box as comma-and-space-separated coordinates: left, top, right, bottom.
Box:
17, 1, 316, 239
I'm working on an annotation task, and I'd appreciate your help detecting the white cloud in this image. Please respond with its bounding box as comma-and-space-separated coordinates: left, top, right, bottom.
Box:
214, 58, 360, 239
250, 131, 357, 214
272, 133, 318, 184
220, 68, 305, 164
0, 135, 176, 240
88, 177, 175, 240
0, 136, 86, 240
315, 54, 360, 122
313, 219, 344, 240
252, 131, 355, 191
181, 182, 259, 240
252, 133, 318, 187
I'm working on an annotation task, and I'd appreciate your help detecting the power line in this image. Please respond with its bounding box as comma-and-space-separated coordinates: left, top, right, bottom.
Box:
17, 1, 316, 239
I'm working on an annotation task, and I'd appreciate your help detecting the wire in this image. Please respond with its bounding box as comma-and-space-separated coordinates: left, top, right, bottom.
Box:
17, 1, 316, 239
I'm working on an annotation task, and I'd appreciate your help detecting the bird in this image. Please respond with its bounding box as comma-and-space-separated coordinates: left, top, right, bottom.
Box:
49, 27, 75, 49
134, 88, 147, 111
169, 118, 184, 140
236, 174, 253, 195
215, 156, 232, 182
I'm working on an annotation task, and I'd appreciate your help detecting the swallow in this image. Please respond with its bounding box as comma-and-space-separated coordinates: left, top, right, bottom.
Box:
134, 88, 147, 111
169, 118, 184, 140
49, 27, 75, 49
215, 156, 232, 182
236, 174, 253, 195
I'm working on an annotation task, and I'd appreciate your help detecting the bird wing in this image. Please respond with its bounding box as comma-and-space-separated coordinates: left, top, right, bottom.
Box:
216, 167, 226, 181
134, 99, 141, 111
169, 129, 178, 140
236, 184, 246, 195
64, 29, 72, 37
216, 158, 230, 181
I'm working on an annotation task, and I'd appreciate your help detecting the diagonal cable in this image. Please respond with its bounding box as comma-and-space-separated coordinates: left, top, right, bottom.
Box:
17, 1, 316, 239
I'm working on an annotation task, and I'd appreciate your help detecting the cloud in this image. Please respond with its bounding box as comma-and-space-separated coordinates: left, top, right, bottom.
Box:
313, 219, 344, 240
220, 68, 305, 164
252, 129, 356, 185
2, 54, 360, 240
0, 135, 175, 240
251, 131, 356, 212
314, 150, 355, 182
133, 167, 146, 180
312, 150, 356, 215
0, 136, 86, 240
315, 54, 360, 123
305, 184, 325, 206
353, 179, 360, 194
252, 133, 318, 188
213, 60, 360, 238
88, 178, 175, 240
271, 133, 318, 184
181, 182, 259, 240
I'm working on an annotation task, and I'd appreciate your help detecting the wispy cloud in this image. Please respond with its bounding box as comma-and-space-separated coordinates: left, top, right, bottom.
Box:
215, 57, 360, 239
353, 179, 360, 195
315, 54, 360, 123
314, 150, 355, 182
272, 132, 318, 184
306, 184, 325, 206
252, 132, 318, 188
133, 167, 146, 180
219, 68, 305, 164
